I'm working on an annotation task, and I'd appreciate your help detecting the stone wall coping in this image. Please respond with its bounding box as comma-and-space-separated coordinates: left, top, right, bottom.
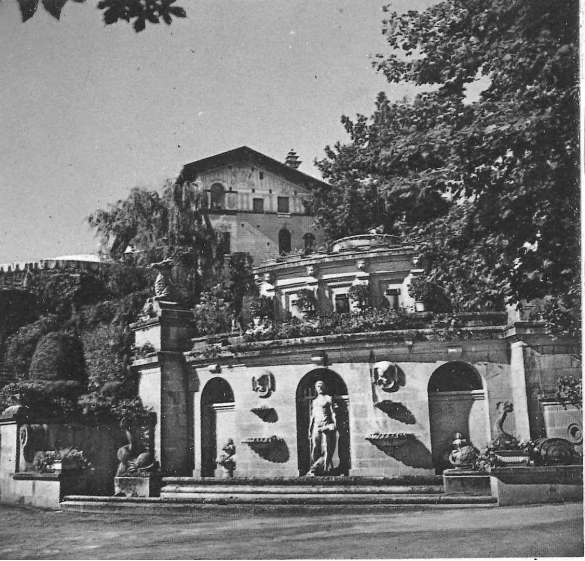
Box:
490, 465, 583, 485
12, 472, 86, 481
133, 355, 161, 367
186, 324, 505, 362
0, 258, 106, 275
254, 244, 415, 274
0, 405, 29, 423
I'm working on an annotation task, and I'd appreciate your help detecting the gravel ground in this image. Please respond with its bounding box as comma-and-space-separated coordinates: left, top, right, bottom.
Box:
0, 502, 582, 559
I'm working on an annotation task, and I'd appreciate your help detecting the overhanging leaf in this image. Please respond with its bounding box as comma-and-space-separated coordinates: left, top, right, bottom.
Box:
18, 0, 40, 22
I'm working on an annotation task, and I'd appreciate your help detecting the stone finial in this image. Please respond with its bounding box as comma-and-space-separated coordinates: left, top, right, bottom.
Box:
285, 149, 301, 169
150, 258, 177, 301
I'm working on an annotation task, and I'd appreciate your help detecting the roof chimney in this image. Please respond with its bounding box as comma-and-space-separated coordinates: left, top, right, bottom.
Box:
285, 149, 301, 169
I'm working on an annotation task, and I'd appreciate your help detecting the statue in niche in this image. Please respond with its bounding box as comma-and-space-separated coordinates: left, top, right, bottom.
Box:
372, 361, 399, 392
307, 380, 338, 476
493, 401, 515, 448
252, 371, 275, 398
150, 258, 178, 301
216, 439, 236, 477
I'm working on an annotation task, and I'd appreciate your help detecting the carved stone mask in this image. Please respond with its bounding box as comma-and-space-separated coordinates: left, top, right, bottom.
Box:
252, 370, 275, 398
373, 361, 399, 392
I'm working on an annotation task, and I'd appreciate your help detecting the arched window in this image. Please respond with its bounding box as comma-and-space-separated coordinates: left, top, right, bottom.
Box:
210, 183, 226, 210
303, 233, 315, 251
428, 362, 483, 392
279, 228, 291, 255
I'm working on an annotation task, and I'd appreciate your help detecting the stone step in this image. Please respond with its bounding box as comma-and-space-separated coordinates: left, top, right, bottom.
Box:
156, 492, 464, 503
162, 475, 444, 487
160, 484, 445, 495
60, 494, 496, 514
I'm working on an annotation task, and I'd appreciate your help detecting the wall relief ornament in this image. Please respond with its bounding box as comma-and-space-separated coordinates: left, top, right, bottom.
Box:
252, 370, 275, 398
371, 361, 400, 393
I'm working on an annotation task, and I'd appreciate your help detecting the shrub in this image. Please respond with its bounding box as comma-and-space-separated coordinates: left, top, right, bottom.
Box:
3, 315, 61, 380
29, 332, 87, 385
194, 284, 234, 335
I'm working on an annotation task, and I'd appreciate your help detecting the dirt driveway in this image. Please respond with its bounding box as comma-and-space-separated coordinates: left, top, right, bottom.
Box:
0, 502, 582, 559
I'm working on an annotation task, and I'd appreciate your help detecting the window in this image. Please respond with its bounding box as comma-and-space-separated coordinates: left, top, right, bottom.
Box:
219, 232, 231, 254
384, 288, 400, 311
253, 198, 264, 213
259, 172, 264, 180
335, 294, 350, 314
277, 196, 290, 213
278, 228, 291, 254
210, 183, 226, 210
303, 233, 315, 251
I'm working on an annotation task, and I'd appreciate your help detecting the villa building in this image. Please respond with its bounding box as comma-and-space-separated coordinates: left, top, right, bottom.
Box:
176, 146, 326, 265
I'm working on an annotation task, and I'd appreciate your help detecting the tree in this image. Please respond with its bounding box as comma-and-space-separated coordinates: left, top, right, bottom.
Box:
311, 0, 579, 322
16, 0, 186, 32
88, 180, 223, 305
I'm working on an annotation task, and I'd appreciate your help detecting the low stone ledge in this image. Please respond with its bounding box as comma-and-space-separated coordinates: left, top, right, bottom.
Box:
115, 473, 161, 497
443, 469, 491, 496
490, 465, 583, 506
3, 471, 89, 509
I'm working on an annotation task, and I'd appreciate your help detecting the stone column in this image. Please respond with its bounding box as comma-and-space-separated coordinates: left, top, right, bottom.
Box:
508, 341, 532, 441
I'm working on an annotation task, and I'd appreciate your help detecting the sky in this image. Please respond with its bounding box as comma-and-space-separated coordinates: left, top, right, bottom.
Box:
0, 0, 436, 263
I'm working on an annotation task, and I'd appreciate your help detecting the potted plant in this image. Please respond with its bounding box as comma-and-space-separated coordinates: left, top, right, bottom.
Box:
349, 283, 371, 312
408, 277, 433, 312
33, 447, 92, 474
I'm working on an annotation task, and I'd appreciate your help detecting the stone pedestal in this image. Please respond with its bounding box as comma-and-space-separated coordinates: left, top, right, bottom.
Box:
114, 473, 161, 497
443, 469, 491, 496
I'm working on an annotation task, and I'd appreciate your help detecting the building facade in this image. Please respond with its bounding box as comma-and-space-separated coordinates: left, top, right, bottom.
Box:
176, 147, 326, 265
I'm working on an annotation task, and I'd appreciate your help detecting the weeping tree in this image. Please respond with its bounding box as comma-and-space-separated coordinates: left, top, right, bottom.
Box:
88, 180, 224, 305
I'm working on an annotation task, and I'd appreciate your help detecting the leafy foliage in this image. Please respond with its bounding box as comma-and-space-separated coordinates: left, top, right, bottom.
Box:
348, 283, 371, 311
249, 295, 274, 320
312, 0, 579, 326
193, 284, 234, 336
3, 315, 62, 381
294, 289, 317, 313
29, 332, 87, 384
474, 438, 535, 471
0, 266, 151, 424
236, 309, 505, 345
17, 0, 186, 32
33, 447, 92, 473
88, 181, 223, 306
555, 376, 582, 409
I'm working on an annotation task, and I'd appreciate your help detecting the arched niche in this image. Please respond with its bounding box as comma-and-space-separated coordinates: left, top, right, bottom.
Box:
295, 368, 351, 476
278, 228, 291, 255
427, 361, 488, 473
200, 377, 235, 477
